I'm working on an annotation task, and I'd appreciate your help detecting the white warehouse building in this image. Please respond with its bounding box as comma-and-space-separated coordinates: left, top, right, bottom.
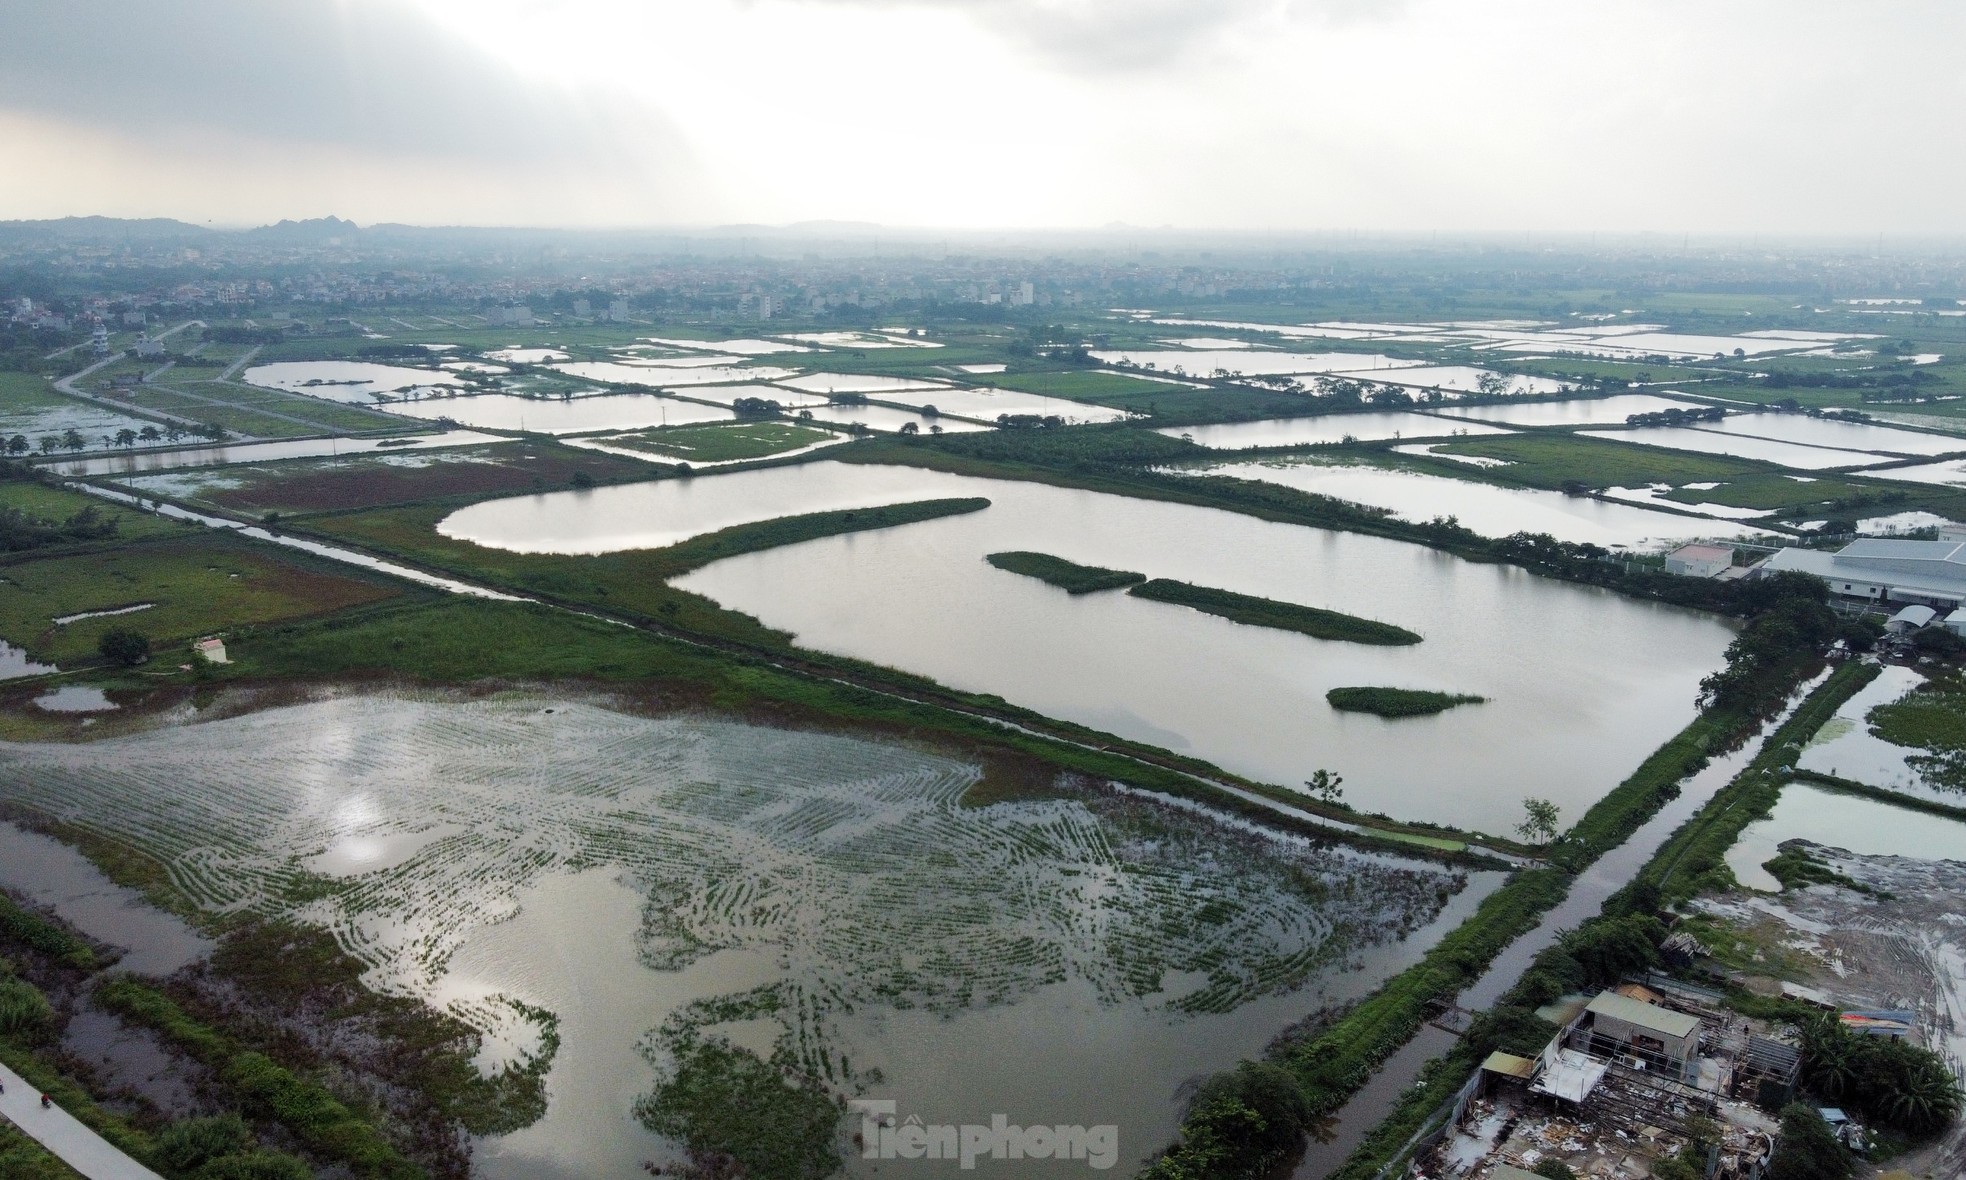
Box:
1757, 538, 1966, 609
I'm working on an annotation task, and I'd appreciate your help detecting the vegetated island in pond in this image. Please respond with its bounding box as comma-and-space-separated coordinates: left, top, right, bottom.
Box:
1327, 686, 1486, 717
985, 550, 1146, 594
1128, 579, 1422, 646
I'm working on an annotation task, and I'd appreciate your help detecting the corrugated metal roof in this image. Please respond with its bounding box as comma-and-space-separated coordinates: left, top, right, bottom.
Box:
1482, 1051, 1537, 1079
1585, 991, 1700, 1039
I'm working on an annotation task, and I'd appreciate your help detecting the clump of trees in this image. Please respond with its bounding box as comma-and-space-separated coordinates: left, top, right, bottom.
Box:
1697, 573, 1839, 716
98, 628, 150, 666
1139, 1062, 1310, 1180
1625, 406, 1726, 428
1800, 1015, 1962, 1136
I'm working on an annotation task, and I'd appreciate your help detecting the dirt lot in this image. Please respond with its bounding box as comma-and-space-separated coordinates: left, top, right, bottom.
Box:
1695, 844, 1966, 1178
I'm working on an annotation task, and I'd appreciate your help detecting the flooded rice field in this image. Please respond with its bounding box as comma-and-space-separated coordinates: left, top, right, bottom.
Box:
1723, 782, 1966, 892
775, 373, 953, 395
1690, 413, 1966, 457
552, 361, 799, 388
672, 382, 834, 409
1579, 426, 1889, 470
1188, 459, 1773, 548
638, 336, 810, 354
443, 460, 1734, 830
1795, 665, 1966, 809
383, 391, 735, 433
794, 403, 994, 434
1347, 366, 1568, 396
47, 430, 510, 476
1158, 410, 1509, 449
242, 360, 470, 403
1431, 394, 1704, 428
0, 694, 1493, 1177
855, 384, 1132, 424
1090, 349, 1421, 377
0, 398, 162, 445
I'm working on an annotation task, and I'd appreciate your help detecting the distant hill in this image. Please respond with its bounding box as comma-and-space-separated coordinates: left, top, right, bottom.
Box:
0, 215, 213, 242
245, 216, 363, 241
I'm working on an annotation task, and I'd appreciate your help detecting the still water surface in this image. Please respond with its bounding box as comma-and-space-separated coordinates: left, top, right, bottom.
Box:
1158, 411, 1507, 449
1190, 460, 1774, 548
443, 461, 1733, 829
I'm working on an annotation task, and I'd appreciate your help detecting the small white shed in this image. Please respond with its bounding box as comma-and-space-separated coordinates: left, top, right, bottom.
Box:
1888, 604, 1938, 634
1666, 544, 1734, 578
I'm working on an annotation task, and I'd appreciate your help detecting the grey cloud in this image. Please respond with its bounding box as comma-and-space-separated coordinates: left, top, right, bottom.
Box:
784, 0, 1407, 70
0, 0, 685, 165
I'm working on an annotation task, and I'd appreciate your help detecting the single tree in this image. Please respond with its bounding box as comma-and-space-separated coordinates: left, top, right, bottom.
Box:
1516, 797, 1561, 844
98, 629, 151, 667
61, 428, 85, 453
4, 434, 26, 456
1304, 770, 1345, 806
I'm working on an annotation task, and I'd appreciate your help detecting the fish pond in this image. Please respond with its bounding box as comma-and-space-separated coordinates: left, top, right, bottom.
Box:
441, 460, 1735, 831
1188, 459, 1774, 549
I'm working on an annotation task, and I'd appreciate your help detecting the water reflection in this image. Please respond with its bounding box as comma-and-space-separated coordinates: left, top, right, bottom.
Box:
443, 461, 1729, 829
1726, 783, 1966, 891
1190, 460, 1774, 548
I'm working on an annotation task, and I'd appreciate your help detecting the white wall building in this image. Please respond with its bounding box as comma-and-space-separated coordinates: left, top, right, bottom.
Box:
1666, 543, 1734, 578
1758, 538, 1966, 609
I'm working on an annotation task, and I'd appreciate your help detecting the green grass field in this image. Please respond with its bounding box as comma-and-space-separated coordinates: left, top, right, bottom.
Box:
0, 480, 183, 542
0, 534, 404, 665
595, 421, 835, 462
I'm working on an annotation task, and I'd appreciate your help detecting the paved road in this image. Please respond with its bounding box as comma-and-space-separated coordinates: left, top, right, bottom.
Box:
0, 1061, 163, 1179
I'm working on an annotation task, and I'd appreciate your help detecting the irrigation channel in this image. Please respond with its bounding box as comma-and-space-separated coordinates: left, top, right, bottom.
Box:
64, 479, 1533, 865
1291, 669, 1831, 1179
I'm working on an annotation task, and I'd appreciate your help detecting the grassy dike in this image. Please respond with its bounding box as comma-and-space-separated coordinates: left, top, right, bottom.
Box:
1318, 660, 1876, 1180
1128, 579, 1421, 645
984, 550, 1145, 593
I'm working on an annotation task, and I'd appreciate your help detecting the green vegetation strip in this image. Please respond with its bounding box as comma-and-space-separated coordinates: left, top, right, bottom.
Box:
1326, 687, 1485, 717
93, 977, 423, 1179
1324, 661, 1877, 1180
1128, 579, 1421, 645
1643, 661, 1879, 904
984, 550, 1144, 594
1790, 768, 1966, 823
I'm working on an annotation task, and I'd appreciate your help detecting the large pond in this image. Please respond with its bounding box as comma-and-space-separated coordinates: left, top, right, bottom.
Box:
441, 461, 1735, 831
48, 430, 510, 477
859, 385, 1132, 425
383, 392, 734, 434
0, 696, 1494, 1178
1351, 365, 1568, 396
1090, 350, 1420, 377
1431, 394, 1704, 428
1157, 411, 1508, 450
1579, 427, 1888, 470
552, 361, 798, 388
1189, 460, 1774, 549
242, 360, 469, 403
1693, 413, 1966, 458
1725, 782, 1966, 891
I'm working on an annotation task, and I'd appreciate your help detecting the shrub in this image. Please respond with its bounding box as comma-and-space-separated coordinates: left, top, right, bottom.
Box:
98, 628, 151, 666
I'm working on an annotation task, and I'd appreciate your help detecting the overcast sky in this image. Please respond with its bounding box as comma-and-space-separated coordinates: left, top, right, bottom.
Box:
1, 0, 1960, 233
